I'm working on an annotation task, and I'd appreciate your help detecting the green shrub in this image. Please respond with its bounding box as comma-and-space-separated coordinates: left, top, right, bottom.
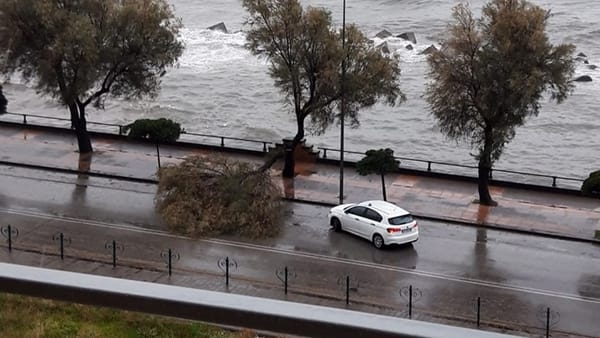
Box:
124, 118, 181, 143
581, 170, 600, 196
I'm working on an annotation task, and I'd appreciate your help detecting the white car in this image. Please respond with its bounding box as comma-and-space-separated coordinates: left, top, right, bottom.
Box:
328, 200, 419, 249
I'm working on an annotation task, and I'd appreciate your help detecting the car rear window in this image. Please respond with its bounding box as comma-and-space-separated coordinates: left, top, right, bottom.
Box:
388, 214, 413, 225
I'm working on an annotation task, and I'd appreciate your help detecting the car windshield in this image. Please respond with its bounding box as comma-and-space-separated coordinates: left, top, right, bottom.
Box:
388, 214, 413, 225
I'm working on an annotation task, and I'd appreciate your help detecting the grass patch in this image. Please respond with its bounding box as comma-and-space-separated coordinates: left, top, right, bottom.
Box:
0, 292, 257, 338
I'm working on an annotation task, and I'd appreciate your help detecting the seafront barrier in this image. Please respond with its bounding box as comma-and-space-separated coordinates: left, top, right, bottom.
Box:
0, 111, 588, 194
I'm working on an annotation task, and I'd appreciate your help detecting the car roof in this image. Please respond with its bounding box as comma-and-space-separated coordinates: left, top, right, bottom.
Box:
357, 200, 410, 217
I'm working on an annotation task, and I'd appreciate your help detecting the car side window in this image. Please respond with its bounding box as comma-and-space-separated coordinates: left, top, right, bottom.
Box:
347, 206, 367, 217
364, 208, 383, 222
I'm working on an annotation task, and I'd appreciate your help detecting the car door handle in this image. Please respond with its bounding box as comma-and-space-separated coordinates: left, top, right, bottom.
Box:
354, 218, 360, 221
370, 223, 376, 226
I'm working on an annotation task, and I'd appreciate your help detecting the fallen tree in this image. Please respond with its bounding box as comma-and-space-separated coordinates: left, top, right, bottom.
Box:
156, 155, 283, 238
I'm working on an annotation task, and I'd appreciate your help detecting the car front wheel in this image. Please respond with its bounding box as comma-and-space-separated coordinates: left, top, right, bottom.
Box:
331, 218, 342, 232
372, 234, 384, 249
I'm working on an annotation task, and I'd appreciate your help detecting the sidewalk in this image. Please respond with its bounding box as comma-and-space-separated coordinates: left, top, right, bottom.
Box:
1, 123, 599, 243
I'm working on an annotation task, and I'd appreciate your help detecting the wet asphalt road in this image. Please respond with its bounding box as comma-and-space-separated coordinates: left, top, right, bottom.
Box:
0, 166, 599, 337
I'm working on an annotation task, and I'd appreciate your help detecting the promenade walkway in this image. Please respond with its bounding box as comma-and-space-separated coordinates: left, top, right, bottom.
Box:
0, 123, 599, 243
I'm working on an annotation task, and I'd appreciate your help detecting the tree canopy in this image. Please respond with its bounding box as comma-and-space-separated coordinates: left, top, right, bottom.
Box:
425, 0, 575, 205
243, 0, 404, 177
156, 155, 283, 238
356, 148, 399, 201
0, 0, 184, 153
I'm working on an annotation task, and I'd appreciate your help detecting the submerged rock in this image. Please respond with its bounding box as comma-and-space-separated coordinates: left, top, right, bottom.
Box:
419, 44, 438, 55
375, 29, 393, 39
574, 75, 592, 82
397, 32, 417, 44
208, 22, 228, 33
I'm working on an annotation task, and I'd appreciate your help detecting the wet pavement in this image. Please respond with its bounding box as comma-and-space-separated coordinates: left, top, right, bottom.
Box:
1, 199, 599, 338
1, 124, 600, 337
0, 123, 598, 243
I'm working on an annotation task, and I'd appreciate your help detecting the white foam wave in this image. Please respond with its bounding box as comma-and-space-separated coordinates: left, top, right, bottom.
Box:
370, 36, 436, 64
178, 28, 265, 72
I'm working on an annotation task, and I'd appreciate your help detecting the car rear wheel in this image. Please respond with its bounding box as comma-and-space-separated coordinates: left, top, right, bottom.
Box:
331, 218, 342, 232
372, 234, 384, 249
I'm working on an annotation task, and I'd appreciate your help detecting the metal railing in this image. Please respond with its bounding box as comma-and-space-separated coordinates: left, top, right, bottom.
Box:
0, 112, 586, 189
318, 147, 585, 190
0, 112, 273, 153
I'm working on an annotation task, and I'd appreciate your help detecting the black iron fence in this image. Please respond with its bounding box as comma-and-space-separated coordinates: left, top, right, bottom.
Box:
0, 224, 577, 338
0, 112, 273, 153
318, 148, 584, 190
0, 112, 586, 190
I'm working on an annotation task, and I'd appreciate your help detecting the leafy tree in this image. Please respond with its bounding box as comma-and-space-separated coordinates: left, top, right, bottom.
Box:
0, 0, 184, 154
156, 155, 283, 238
243, 0, 404, 177
356, 148, 399, 201
0, 85, 6, 114
124, 118, 182, 168
425, 0, 575, 206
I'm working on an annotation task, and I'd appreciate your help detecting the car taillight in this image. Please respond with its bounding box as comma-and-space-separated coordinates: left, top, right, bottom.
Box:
387, 228, 402, 233
413, 222, 418, 229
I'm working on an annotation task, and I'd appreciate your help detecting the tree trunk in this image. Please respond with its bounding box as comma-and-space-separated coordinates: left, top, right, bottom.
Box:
477, 146, 496, 206
381, 174, 387, 201
282, 138, 296, 178
69, 102, 93, 154
282, 116, 305, 178
478, 125, 497, 206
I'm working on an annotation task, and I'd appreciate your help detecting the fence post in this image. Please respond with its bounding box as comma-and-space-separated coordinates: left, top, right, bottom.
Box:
112, 240, 117, 268
220, 137, 225, 147
408, 285, 413, 319
225, 257, 230, 286
1, 225, 18, 252
59, 233, 64, 260
23, 114, 27, 124
427, 162, 431, 172
284, 266, 288, 295
7, 225, 12, 252
477, 297, 481, 328
345, 275, 350, 305
552, 177, 557, 187
323, 149, 328, 159
104, 240, 123, 268
168, 249, 172, 276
